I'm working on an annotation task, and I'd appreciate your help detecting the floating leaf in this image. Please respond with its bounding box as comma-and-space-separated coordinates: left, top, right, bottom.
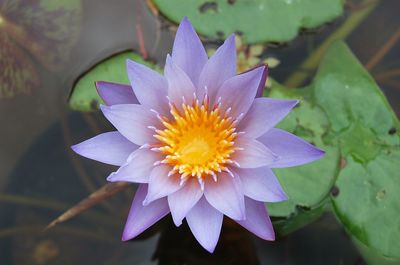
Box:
268, 41, 399, 263
0, 0, 82, 98
266, 81, 340, 234
315, 42, 400, 262
69, 51, 160, 112
150, 0, 343, 44
334, 153, 400, 261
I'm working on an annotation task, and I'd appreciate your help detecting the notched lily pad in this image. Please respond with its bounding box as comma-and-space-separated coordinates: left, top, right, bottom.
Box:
267, 42, 400, 254
333, 152, 400, 261
69, 51, 160, 112
314, 42, 400, 262
150, 0, 344, 44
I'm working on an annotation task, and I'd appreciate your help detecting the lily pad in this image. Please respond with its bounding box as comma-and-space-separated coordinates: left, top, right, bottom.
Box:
69, 51, 160, 112
0, 0, 82, 98
151, 0, 343, 44
333, 153, 400, 261
315, 42, 400, 262
266, 81, 340, 233
267, 42, 400, 258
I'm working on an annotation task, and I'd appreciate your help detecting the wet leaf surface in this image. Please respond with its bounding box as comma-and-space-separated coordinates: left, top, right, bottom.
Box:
267, 41, 400, 263
150, 0, 343, 44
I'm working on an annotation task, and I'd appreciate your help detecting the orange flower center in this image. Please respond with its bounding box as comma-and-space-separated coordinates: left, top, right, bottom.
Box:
153, 98, 239, 183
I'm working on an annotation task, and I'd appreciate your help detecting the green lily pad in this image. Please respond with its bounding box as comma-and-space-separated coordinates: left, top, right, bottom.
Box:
314, 42, 400, 262
266, 81, 340, 233
69, 51, 160, 112
333, 153, 400, 261
151, 0, 344, 44
267, 42, 400, 257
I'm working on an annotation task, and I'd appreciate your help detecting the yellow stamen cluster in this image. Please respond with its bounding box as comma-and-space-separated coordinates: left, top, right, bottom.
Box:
153, 98, 239, 183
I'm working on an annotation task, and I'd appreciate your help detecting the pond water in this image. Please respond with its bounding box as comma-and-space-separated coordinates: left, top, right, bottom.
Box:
0, 0, 399, 264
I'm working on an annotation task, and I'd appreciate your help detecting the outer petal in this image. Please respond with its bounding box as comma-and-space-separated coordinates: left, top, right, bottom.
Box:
144, 165, 182, 205
122, 184, 169, 241
231, 137, 278, 168
100, 104, 157, 146
233, 167, 287, 202
215, 66, 266, 119
71, 131, 137, 166
96, 81, 138, 105
126, 59, 169, 114
164, 55, 197, 106
204, 172, 245, 220
236, 197, 275, 240
258, 128, 325, 168
186, 197, 223, 253
168, 179, 203, 226
255, 65, 268, 98
238, 98, 299, 139
197, 34, 236, 101
172, 16, 208, 85
107, 148, 163, 183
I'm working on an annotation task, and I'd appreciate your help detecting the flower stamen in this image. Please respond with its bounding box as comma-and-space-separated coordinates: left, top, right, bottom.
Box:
153, 97, 239, 181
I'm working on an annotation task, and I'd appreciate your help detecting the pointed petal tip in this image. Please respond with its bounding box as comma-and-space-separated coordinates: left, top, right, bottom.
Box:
70, 144, 79, 153
121, 233, 131, 242
226, 33, 236, 42
178, 16, 195, 32
126, 58, 135, 67
106, 173, 116, 182
172, 217, 183, 227
204, 244, 217, 253
181, 16, 189, 23
315, 147, 326, 158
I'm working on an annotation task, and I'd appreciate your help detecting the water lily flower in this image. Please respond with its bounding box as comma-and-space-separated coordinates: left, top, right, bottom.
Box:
72, 17, 324, 252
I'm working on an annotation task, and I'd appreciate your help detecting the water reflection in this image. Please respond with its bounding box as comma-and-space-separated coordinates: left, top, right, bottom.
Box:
1, 0, 399, 264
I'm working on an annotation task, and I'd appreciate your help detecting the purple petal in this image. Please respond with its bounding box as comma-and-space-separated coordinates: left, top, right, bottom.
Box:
122, 184, 170, 241
186, 197, 223, 253
172, 17, 208, 86
107, 148, 163, 183
164, 55, 196, 106
168, 179, 203, 226
100, 104, 158, 146
255, 65, 268, 98
258, 128, 325, 168
233, 167, 287, 202
204, 172, 245, 220
144, 165, 182, 205
231, 137, 278, 168
96, 81, 138, 105
215, 66, 266, 119
236, 197, 275, 240
126, 59, 169, 115
71, 131, 137, 166
197, 34, 236, 102
238, 98, 298, 139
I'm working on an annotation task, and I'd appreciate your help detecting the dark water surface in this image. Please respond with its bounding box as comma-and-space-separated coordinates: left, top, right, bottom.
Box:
1, 0, 399, 264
